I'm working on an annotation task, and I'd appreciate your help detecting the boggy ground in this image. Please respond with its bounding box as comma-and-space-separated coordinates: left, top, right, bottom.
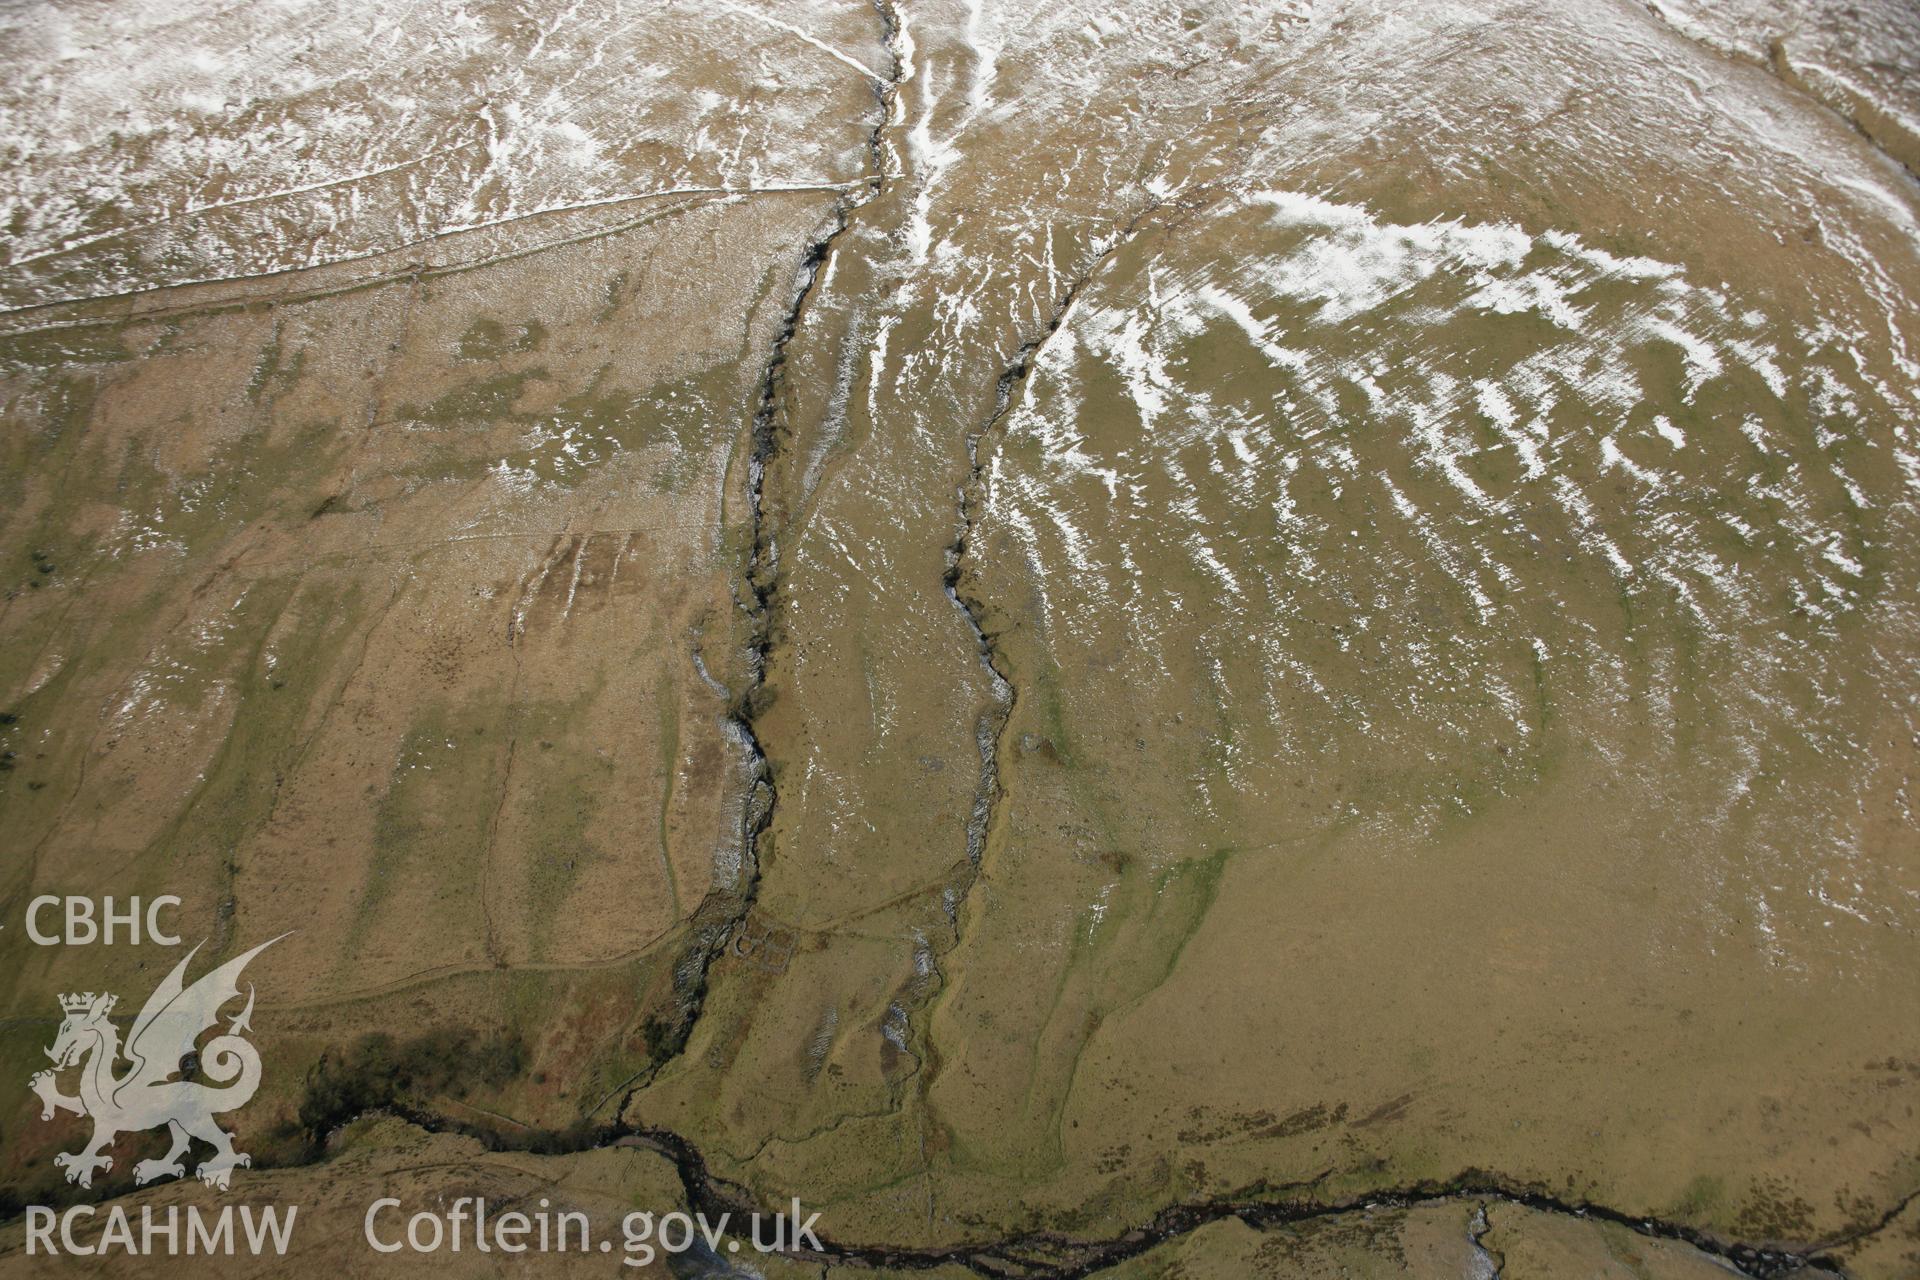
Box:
3, 1, 1919, 1278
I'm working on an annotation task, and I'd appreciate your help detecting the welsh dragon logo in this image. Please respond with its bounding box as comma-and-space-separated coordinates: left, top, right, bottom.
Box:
29, 937, 282, 1191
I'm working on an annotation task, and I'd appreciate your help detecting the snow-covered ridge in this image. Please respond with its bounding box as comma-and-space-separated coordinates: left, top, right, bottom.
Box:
0, 0, 887, 311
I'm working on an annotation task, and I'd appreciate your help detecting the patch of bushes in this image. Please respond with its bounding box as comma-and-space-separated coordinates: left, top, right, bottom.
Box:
297, 1027, 526, 1145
